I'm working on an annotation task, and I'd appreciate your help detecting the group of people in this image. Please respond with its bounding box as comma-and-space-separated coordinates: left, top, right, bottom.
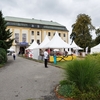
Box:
11, 49, 49, 68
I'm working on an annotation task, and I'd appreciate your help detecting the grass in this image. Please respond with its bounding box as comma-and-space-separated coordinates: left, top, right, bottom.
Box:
50, 57, 85, 69
52, 61, 71, 69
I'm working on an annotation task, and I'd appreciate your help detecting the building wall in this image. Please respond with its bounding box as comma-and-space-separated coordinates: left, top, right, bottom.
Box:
7, 26, 69, 54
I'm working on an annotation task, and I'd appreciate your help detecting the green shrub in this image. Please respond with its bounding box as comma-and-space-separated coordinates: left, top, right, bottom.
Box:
58, 84, 76, 98
57, 54, 100, 99
0, 48, 7, 64
65, 58, 100, 92
87, 54, 100, 65
78, 89, 100, 100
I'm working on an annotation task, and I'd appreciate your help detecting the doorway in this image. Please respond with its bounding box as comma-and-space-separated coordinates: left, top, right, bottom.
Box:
20, 47, 25, 54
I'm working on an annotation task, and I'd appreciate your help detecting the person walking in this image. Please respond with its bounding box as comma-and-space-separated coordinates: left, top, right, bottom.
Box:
44, 49, 49, 68
12, 51, 16, 60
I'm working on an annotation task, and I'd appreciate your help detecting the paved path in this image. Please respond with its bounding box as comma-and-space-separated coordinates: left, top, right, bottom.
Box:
0, 56, 64, 100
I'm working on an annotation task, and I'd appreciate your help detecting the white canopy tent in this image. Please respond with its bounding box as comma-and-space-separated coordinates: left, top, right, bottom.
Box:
42, 31, 71, 49
70, 41, 83, 49
69, 41, 83, 56
37, 35, 50, 48
91, 43, 100, 54
36, 35, 50, 60
7, 48, 15, 52
26, 40, 39, 59
26, 40, 38, 50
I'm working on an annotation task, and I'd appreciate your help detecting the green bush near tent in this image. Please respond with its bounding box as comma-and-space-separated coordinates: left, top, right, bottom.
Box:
0, 48, 7, 65
58, 54, 100, 99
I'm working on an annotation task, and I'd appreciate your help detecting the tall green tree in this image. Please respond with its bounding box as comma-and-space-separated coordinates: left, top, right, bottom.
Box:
95, 28, 100, 45
70, 14, 95, 51
0, 11, 14, 52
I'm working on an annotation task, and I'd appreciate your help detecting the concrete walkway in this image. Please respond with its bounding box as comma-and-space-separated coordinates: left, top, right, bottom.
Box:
0, 56, 64, 100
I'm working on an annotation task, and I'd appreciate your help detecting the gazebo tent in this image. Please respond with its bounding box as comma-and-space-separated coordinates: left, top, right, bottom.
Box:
69, 41, 83, 56
37, 35, 50, 60
7, 48, 15, 52
37, 35, 50, 48
91, 43, 100, 54
26, 40, 38, 50
26, 40, 39, 59
70, 41, 83, 49
42, 31, 71, 48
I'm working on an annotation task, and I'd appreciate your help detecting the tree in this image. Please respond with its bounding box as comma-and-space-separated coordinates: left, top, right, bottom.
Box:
95, 28, 100, 45
70, 14, 95, 51
0, 11, 14, 52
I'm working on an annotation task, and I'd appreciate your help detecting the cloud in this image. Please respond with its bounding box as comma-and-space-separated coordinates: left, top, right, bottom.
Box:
0, 0, 100, 35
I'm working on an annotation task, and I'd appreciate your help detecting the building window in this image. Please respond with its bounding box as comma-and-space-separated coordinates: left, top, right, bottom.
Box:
37, 31, 40, 35
31, 39, 34, 43
37, 39, 40, 44
59, 33, 61, 36
37, 25, 40, 28
15, 33, 19, 43
22, 33, 26, 42
31, 24, 34, 27
63, 33, 66, 37
48, 32, 51, 36
31, 31, 34, 35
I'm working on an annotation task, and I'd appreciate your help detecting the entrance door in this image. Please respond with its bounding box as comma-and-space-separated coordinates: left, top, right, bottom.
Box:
20, 47, 25, 54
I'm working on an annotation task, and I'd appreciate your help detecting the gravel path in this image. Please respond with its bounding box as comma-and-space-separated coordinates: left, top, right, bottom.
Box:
0, 56, 64, 100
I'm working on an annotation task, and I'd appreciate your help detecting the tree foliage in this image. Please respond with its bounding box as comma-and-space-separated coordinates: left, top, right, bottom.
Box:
95, 28, 100, 45
0, 48, 7, 64
70, 14, 95, 51
0, 11, 14, 52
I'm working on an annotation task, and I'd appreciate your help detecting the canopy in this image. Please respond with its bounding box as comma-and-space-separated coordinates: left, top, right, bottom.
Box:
18, 42, 28, 46
42, 31, 71, 48
70, 41, 83, 49
37, 35, 50, 48
91, 43, 100, 54
53, 49, 59, 51
26, 40, 38, 50
7, 48, 15, 51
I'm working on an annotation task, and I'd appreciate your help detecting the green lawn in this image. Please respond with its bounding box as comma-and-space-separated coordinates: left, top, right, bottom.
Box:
49, 61, 72, 69
49, 57, 85, 69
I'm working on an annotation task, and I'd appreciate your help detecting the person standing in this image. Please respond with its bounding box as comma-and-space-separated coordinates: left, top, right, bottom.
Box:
12, 51, 16, 60
44, 49, 49, 68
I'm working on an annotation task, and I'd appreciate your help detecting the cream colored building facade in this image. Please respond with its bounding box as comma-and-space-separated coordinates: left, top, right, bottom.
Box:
5, 16, 69, 54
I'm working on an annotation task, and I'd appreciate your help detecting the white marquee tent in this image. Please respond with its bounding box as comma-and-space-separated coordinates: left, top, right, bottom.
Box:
26, 40, 38, 50
37, 35, 50, 48
70, 41, 83, 49
69, 41, 83, 56
26, 40, 39, 59
91, 43, 100, 54
7, 48, 15, 52
42, 31, 71, 48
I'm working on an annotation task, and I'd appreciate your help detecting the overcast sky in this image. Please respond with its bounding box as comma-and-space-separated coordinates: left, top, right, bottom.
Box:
0, 0, 100, 41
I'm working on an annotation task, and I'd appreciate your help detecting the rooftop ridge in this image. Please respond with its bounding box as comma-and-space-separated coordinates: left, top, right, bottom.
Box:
5, 16, 63, 27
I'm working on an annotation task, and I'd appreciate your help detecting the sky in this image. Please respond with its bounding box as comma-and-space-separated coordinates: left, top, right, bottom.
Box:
0, 0, 100, 41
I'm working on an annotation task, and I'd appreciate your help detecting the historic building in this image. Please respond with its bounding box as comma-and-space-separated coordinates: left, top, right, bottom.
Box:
5, 16, 69, 54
